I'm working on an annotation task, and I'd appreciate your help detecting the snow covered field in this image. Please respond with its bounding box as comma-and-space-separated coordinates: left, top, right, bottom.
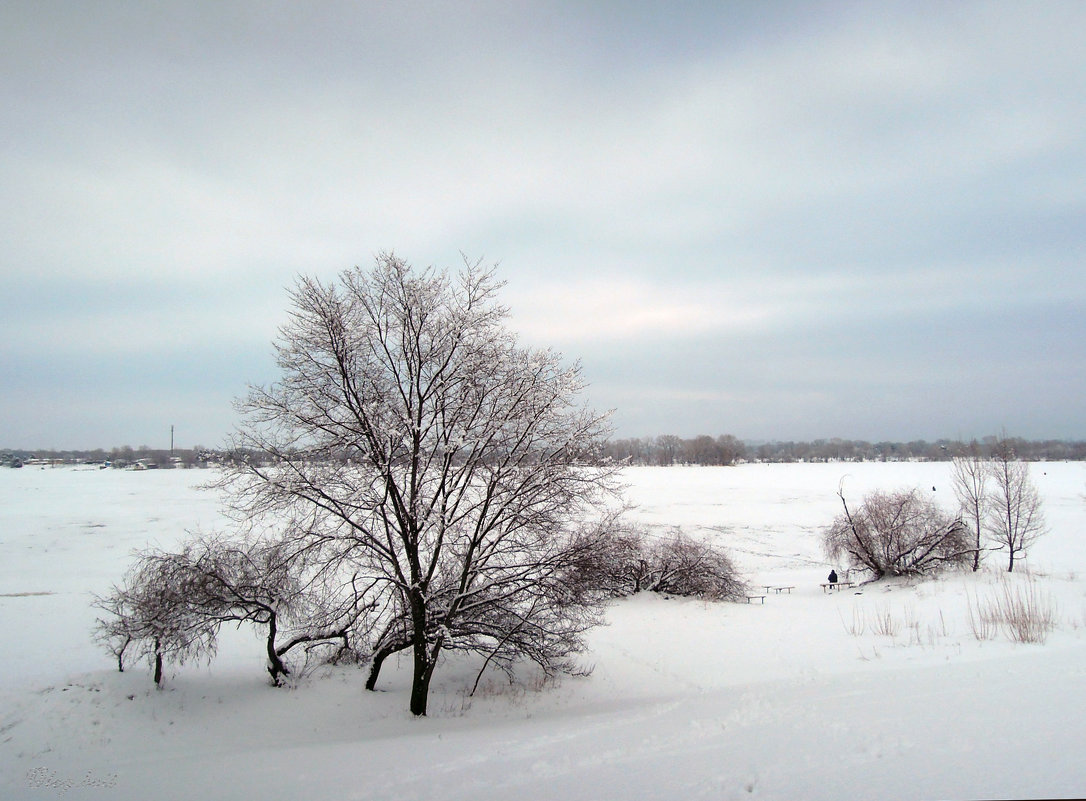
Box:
2, 462, 1084, 800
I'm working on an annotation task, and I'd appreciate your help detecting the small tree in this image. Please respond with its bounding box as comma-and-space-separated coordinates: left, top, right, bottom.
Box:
95, 534, 374, 687
823, 486, 972, 580
951, 445, 989, 571
173, 534, 375, 685
986, 439, 1046, 572
93, 550, 218, 687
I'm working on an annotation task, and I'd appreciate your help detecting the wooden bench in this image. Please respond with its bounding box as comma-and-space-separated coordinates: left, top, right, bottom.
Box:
745, 594, 767, 604
821, 581, 855, 593
762, 585, 796, 595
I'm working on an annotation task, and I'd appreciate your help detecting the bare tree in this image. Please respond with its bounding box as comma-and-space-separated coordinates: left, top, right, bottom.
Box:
173, 534, 375, 685
95, 533, 376, 687
951, 444, 989, 571
823, 486, 972, 580
654, 435, 682, 466
93, 550, 218, 687
220, 254, 620, 715
986, 439, 1046, 572
715, 434, 746, 465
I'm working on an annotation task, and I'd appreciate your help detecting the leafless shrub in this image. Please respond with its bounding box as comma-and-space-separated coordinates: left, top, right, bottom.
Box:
842, 607, 867, 637
869, 605, 900, 637
649, 531, 745, 600
94, 532, 374, 687
823, 486, 973, 580
581, 525, 745, 601
845, 604, 953, 647
966, 592, 1000, 641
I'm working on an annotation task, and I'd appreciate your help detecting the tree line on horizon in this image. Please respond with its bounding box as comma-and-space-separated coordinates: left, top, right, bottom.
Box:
5, 434, 1086, 470
603, 434, 1086, 465
0, 446, 216, 469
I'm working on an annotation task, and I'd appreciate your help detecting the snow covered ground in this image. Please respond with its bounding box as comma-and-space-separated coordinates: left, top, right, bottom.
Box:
2, 462, 1084, 800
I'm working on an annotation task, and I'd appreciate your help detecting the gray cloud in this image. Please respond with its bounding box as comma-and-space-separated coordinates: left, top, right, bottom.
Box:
2, 1, 1084, 448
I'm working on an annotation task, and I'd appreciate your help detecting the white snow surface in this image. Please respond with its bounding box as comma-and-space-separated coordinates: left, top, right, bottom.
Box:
2, 462, 1084, 800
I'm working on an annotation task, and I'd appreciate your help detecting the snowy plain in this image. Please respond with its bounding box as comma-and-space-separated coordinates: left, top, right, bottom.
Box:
1, 461, 1084, 800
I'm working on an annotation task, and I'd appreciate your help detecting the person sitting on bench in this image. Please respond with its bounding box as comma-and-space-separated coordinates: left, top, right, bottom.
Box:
828, 569, 838, 585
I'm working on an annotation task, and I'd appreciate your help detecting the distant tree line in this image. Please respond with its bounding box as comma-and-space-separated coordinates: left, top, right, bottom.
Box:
1, 446, 224, 469
6, 434, 1086, 471
603, 434, 747, 465
603, 435, 1086, 465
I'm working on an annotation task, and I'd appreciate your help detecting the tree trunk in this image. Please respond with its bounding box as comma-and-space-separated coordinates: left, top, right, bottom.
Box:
117, 635, 131, 672
364, 633, 415, 691
409, 639, 434, 716
265, 612, 290, 686
153, 639, 163, 687
406, 583, 440, 716
365, 651, 386, 692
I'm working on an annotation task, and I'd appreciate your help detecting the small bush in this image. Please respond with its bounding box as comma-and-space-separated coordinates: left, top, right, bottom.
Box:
967, 593, 999, 641
581, 526, 745, 601
842, 607, 866, 636
643, 531, 745, 600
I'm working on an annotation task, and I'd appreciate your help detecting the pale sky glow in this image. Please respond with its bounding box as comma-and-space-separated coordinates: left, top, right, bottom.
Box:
2, 1, 1084, 449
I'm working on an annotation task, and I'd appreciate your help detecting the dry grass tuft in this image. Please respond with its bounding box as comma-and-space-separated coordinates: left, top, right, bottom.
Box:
969, 576, 1058, 644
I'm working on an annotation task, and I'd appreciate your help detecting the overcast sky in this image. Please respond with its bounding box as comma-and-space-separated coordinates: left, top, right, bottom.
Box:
2, 1, 1084, 450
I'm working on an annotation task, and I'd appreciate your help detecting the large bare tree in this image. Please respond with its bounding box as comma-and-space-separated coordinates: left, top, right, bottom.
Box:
221, 254, 619, 715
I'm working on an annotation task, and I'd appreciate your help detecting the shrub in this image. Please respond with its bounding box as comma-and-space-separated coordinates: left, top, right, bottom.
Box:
580, 525, 745, 601
823, 487, 972, 580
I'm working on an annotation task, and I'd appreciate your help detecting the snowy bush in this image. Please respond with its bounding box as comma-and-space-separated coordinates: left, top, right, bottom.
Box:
644, 531, 745, 600
823, 487, 973, 580
580, 525, 745, 601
